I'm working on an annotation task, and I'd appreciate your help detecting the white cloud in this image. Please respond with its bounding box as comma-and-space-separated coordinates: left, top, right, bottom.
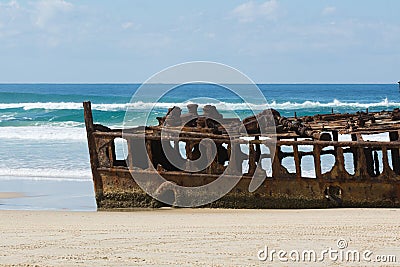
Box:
0, 0, 23, 39
232, 2, 255, 22
0, 0, 19, 9
34, 0, 73, 28
121, 21, 134, 29
322, 6, 336, 16
0, 0, 21, 21
259, 0, 279, 17
232, 0, 279, 23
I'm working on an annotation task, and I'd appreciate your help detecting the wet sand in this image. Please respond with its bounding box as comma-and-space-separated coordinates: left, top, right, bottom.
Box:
0, 192, 25, 199
0, 209, 399, 266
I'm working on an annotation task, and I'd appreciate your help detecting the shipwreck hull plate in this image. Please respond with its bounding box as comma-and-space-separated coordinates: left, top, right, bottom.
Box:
95, 169, 400, 209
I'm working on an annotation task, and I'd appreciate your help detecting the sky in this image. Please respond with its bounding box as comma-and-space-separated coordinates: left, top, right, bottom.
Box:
0, 0, 399, 83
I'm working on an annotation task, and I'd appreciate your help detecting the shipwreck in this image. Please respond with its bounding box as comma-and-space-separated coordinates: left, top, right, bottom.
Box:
84, 101, 400, 209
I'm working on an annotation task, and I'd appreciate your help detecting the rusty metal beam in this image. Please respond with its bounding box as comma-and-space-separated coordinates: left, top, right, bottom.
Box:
83, 101, 103, 194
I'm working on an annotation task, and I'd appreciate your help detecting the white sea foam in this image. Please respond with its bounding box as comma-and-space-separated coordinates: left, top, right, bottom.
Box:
0, 114, 16, 122
362, 132, 389, 142
339, 133, 389, 142
0, 168, 91, 181
0, 126, 87, 141
0, 98, 398, 111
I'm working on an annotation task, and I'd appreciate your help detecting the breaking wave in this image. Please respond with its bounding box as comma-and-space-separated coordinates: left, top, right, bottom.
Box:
0, 98, 398, 111
0, 126, 87, 141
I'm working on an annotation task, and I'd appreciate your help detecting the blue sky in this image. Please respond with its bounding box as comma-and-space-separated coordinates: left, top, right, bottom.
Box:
0, 0, 399, 83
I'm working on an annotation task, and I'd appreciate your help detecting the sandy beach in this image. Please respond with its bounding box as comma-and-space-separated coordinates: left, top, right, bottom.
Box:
0, 208, 399, 266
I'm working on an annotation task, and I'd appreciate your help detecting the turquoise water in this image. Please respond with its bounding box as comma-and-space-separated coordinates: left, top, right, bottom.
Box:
1, 84, 399, 127
0, 83, 399, 210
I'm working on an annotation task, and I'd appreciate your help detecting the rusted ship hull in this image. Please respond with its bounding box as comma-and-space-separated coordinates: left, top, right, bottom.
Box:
84, 102, 400, 209
96, 169, 400, 209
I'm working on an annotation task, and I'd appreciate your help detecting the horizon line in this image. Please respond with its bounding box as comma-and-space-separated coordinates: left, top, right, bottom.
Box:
0, 82, 397, 85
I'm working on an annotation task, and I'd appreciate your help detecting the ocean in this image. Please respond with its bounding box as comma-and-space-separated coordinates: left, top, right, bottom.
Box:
0, 83, 399, 211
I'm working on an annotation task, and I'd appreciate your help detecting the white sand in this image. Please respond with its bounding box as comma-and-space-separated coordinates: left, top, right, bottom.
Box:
0, 209, 399, 266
